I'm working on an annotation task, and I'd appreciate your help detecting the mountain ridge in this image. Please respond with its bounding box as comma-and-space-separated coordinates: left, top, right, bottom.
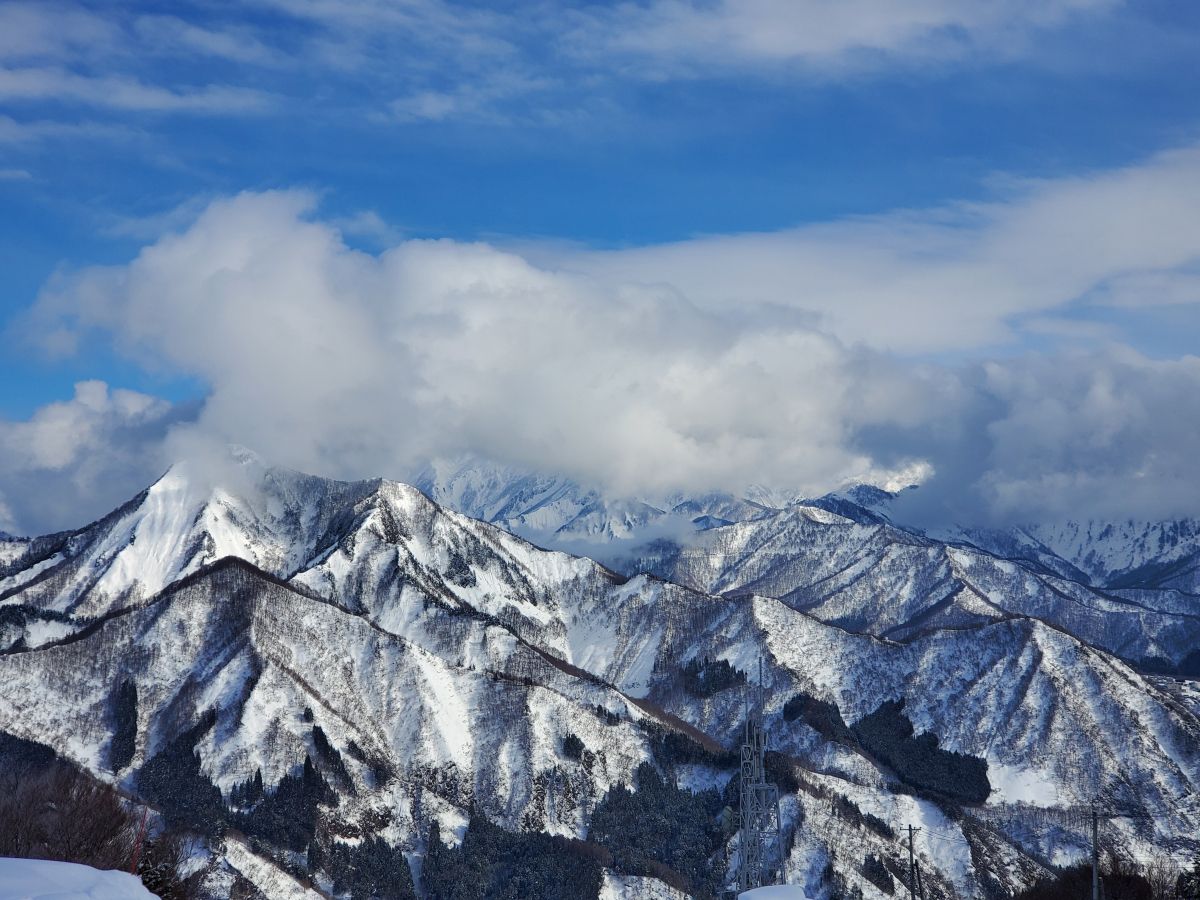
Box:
3, 454, 1200, 898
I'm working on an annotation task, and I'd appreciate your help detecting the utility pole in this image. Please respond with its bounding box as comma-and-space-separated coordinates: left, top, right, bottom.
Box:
1092, 805, 1100, 900
907, 824, 920, 899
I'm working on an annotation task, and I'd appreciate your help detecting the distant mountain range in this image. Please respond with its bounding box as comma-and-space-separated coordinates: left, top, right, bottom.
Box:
418, 457, 1200, 671
1, 451, 1199, 898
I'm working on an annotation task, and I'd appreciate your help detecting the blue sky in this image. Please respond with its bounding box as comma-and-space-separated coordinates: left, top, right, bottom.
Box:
1, 1, 1199, 534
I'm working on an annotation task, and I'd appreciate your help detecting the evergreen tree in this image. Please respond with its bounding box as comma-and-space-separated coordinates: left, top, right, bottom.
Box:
138, 710, 225, 836
588, 763, 724, 898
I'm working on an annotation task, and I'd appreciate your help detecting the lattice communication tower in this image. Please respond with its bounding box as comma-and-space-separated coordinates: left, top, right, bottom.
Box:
735, 658, 783, 892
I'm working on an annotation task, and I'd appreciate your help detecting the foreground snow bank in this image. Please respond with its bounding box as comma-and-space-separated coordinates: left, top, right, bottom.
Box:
739, 886, 812, 900
0, 859, 158, 899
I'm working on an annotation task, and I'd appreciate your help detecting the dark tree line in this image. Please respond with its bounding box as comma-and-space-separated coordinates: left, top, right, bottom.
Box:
830, 794, 894, 839
783, 690, 855, 745
313, 724, 352, 786
681, 657, 746, 698
853, 699, 991, 805
110, 679, 138, 772
424, 813, 605, 900
588, 762, 727, 898
561, 732, 585, 760
137, 709, 226, 835
1014, 860, 1155, 900
862, 853, 895, 895
645, 722, 738, 770
229, 769, 265, 808
237, 755, 335, 853
313, 835, 417, 900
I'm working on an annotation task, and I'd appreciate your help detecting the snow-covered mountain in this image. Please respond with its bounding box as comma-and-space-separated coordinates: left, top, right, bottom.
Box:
959, 519, 1200, 595
628, 500, 1200, 672
414, 464, 1200, 672
2, 454, 1199, 899
412, 456, 779, 545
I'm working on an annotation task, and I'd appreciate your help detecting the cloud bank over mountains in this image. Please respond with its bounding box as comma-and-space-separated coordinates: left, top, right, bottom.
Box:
3, 139, 1199, 536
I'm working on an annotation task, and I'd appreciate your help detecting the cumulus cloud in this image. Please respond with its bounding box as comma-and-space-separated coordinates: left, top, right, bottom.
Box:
868, 349, 1200, 526
976, 350, 1200, 521
25, 191, 930, 506
0, 381, 190, 535
10, 141, 1200, 533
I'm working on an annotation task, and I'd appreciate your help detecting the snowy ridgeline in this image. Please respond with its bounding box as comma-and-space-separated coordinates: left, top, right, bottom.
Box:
418, 456, 1200, 595
0, 859, 158, 900
0, 452, 1199, 899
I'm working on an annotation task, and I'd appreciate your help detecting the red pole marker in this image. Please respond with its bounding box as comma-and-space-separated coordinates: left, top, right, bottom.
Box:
130, 806, 150, 875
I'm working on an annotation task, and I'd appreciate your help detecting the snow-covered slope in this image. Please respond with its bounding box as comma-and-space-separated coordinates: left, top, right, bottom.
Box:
967, 519, 1200, 594
3, 456, 1200, 899
0, 453, 377, 628
628, 501, 1200, 671
0, 859, 158, 900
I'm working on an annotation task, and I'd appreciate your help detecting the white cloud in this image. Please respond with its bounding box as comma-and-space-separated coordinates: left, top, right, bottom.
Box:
12, 142, 1200, 532
328, 209, 405, 247
0, 114, 132, 144
100, 195, 217, 241
131, 16, 283, 67
1089, 268, 1200, 308
976, 349, 1200, 521
0, 381, 184, 535
0, 496, 15, 535
25, 190, 930, 507
542, 143, 1200, 352
0, 0, 1127, 135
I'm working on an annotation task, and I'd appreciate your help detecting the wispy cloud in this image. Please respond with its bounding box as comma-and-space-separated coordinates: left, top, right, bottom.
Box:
99, 194, 217, 241
0, 2, 118, 63
131, 16, 284, 67
544, 143, 1200, 352
0, 113, 133, 144
0, 0, 1130, 132
0, 66, 272, 113
564, 0, 1122, 76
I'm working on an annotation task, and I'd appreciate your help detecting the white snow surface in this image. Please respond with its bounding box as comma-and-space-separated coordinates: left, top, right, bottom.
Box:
0, 859, 158, 900
738, 887, 812, 900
